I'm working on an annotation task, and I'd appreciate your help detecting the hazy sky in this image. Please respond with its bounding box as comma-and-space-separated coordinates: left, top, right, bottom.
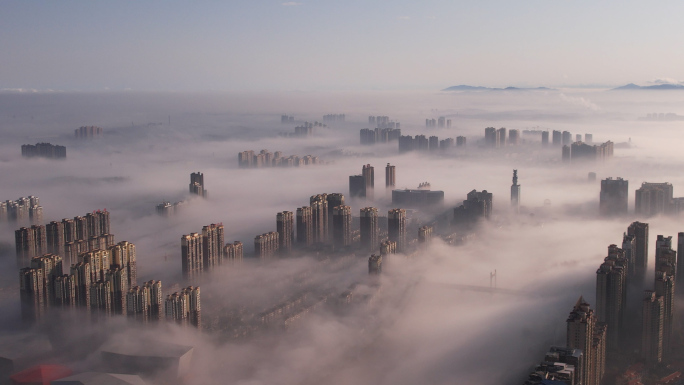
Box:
2, 1, 684, 92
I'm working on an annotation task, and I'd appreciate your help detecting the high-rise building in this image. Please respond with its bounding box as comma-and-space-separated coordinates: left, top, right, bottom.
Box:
541, 131, 549, 146
54, 274, 76, 307
627, 222, 649, 282
385, 163, 396, 188
508, 129, 520, 145
109, 241, 137, 287
453, 190, 493, 226
635, 182, 674, 216
511, 170, 521, 213
562, 131, 572, 146
310, 194, 328, 244
181, 233, 203, 280
106, 267, 128, 315
622, 233, 637, 280
654, 271, 675, 359
296, 206, 313, 246
484, 127, 498, 147
71, 261, 91, 308
127, 280, 163, 321
655, 235, 676, 278
90, 280, 112, 314
369, 255, 382, 275
332, 205, 352, 248
456, 136, 466, 146
595, 246, 627, 352
46, 221, 65, 260
566, 297, 605, 385
349, 175, 365, 198
202, 223, 224, 270
496, 128, 506, 147
276, 212, 294, 255
326, 193, 345, 240
362, 164, 374, 200
552, 130, 562, 146
418, 225, 433, 245
360, 207, 379, 252
600, 177, 628, 216
388, 209, 407, 253
15, 225, 47, 266
642, 290, 664, 364
189, 172, 207, 197
254, 232, 279, 259
86, 210, 110, 237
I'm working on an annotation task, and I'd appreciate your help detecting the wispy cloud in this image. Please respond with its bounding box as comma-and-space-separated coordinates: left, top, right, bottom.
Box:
282, 2, 302, 6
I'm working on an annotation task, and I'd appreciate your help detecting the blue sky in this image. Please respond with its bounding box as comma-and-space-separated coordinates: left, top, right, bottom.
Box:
1, 1, 683, 91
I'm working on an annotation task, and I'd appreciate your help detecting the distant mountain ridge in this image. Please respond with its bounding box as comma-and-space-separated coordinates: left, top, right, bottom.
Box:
611, 83, 684, 91
442, 85, 554, 92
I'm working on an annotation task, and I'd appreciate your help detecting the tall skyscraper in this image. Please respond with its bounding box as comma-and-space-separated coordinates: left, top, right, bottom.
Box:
600, 177, 628, 216
385, 163, 395, 188
181, 233, 203, 280
277, 211, 294, 255
46, 221, 65, 260
310, 194, 328, 244
189, 172, 207, 197
418, 225, 433, 245
541, 131, 549, 146
202, 223, 225, 270
511, 170, 520, 213
552, 130, 562, 146
595, 246, 627, 352
622, 233, 636, 280
332, 205, 352, 248
15, 225, 47, 267
635, 182, 674, 216
654, 271, 675, 359
349, 175, 365, 198
388, 209, 407, 253
296, 206, 313, 246
562, 131, 572, 146
360, 207, 379, 252
380, 240, 396, 256
566, 297, 605, 385
109, 241, 137, 287
484, 127, 498, 147
106, 267, 128, 315
642, 290, 664, 364
496, 127, 506, 147
362, 164, 374, 200
71, 261, 91, 308
326, 193, 345, 241
627, 221, 649, 282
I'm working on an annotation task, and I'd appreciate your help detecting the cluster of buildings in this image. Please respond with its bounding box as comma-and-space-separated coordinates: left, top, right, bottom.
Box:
425, 116, 452, 128
359, 127, 402, 145
369, 115, 400, 129
453, 190, 493, 227
0, 195, 42, 224
279, 121, 327, 137
21, 143, 66, 159
281, 114, 295, 123
524, 221, 684, 385
391, 185, 444, 208
562, 141, 614, 163
181, 223, 243, 280
74, 125, 103, 139
599, 179, 684, 217
484, 127, 521, 147
398, 134, 466, 153
322, 114, 345, 123
238, 149, 321, 168
15, 209, 112, 267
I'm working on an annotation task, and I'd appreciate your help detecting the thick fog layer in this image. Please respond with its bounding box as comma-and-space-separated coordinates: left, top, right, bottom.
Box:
0, 89, 683, 384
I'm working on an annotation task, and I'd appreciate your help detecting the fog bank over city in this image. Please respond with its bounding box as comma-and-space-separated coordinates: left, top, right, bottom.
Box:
1, 88, 684, 384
